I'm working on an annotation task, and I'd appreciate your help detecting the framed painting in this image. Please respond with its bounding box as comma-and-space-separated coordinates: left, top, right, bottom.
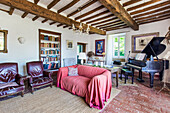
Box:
95, 39, 105, 56
66, 40, 73, 49
132, 32, 159, 53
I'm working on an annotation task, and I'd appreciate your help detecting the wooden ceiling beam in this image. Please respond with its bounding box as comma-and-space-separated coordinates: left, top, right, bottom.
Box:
34, 0, 40, 4
42, 19, 48, 23
138, 15, 170, 25
133, 5, 170, 18
80, 10, 110, 22
137, 14, 170, 23
86, 14, 115, 24
130, 1, 170, 15
104, 25, 128, 31
0, 8, 9, 13
91, 17, 117, 26
63, 25, 69, 28
47, 0, 60, 9
123, 0, 142, 7
100, 22, 124, 29
99, 0, 139, 30
96, 20, 121, 28
58, 0, 80, 13
32, 16, 39, 21
127, 0, 161, 11
0, 0, 105, 35
135, 10, 170, 21
75, 5, 105, 20
49, 22, 57, 25
9, 7, 14, 15
67, 0, 98, 17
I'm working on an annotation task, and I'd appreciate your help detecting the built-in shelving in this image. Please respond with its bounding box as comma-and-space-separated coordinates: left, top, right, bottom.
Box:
39, 29, 61, 70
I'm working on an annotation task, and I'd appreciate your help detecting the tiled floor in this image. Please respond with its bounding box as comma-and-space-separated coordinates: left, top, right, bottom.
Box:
102, 74, 170, 113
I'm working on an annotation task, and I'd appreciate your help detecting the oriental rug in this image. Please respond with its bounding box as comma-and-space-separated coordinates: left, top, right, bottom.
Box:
0, 87, 120, 113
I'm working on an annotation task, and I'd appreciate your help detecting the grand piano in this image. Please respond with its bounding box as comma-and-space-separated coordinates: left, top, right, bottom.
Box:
126, 37, 169, 88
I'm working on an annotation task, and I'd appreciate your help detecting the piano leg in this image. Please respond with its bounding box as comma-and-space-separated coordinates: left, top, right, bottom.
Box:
137, 70, 145, 82
149, 72, 155, 88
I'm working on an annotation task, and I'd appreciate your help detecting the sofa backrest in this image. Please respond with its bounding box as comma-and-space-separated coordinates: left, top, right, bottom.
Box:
26, 61, 44, 78
78, 65, 107, 78
0, 63, 18, 84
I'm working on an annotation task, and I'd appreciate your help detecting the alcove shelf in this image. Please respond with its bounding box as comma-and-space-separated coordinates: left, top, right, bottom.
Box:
39, 29, 61, 70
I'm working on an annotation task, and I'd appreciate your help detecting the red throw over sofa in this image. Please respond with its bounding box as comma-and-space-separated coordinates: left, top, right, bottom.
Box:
57, 65, 112, 109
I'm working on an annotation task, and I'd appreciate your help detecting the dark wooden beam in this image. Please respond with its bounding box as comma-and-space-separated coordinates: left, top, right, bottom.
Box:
34, 0, 40, 4
9, 7, 14, 15
138, 15, 170, 25
96, 20, 122, 28
100, 22, 124, 29
130, 1, 170, 15
63, 25, 69, 28
0, 0, 106, 35
32, 16, 39, 21
47, 0, 60, 9
57, 23, 64, 27
135, 10, 170, 21
99, 0, 139, 30
75, 5, 105, 20
123, 0, 142, 7
104, 25, 128, 31
133, 6, 170, 19
0, 8, 9, 13
42, 19, 48, 23
49, 21, 57, 25
127, 0, 161, 11
21, 12, 28, 18
86, 14, 115, 24
58, 0, 80, 13
80, 10, 110, 22
67, 0, 97, 17
91, 17, 117, 26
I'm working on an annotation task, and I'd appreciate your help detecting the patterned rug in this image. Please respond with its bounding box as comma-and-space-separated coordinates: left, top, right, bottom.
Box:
0, 87, 121, 113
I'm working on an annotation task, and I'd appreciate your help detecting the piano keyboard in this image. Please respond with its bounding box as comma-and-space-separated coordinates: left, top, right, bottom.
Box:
126, 63, 142, 70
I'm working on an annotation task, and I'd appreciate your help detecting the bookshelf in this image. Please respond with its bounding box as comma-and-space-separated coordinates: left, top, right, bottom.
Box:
39, 29, 61, 70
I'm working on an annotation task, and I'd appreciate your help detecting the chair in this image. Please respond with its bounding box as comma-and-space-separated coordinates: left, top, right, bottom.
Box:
26, 61, 53, 93
0, 63, 25, 98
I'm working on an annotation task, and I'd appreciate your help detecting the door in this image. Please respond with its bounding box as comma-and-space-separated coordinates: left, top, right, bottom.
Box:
77, 42, 86, 64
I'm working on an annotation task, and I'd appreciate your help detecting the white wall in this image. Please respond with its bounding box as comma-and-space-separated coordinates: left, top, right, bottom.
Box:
89, 19, 170, 64
0, 11, 91, 75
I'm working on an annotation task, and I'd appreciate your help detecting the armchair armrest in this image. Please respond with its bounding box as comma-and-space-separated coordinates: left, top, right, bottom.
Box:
43, 71, 53, 80
15, 74, 30, 86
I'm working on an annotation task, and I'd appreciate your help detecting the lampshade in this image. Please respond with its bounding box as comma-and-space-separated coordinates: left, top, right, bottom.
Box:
79, 52, 87, 59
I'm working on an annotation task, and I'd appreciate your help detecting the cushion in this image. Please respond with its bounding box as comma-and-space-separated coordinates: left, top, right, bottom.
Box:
62, 76, 91, 97
0, 82, 19, 89
68, 67, 78, 76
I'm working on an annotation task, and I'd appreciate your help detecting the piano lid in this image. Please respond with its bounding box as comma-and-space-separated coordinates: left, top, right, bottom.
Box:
141, 37, 166, 58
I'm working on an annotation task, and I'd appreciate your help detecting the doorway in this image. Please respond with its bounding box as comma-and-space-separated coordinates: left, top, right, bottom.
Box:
77, 42, 87, 64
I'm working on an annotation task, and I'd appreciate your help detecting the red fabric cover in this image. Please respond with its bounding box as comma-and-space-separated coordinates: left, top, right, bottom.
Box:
62, 76, 90, 97
56, 65, 112, 109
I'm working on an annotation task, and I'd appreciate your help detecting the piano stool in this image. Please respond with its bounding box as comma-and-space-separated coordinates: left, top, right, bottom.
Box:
121, 69, 134, 84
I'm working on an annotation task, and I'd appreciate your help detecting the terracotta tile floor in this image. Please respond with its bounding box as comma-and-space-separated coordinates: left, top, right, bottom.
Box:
101, 74, 170, 113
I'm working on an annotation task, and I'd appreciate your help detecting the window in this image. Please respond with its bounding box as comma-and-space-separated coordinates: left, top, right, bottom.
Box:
112, 34, 125, 58
0, 30, 8, 53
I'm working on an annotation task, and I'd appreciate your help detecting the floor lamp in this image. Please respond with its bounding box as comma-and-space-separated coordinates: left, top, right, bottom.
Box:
79, 52, 87, 65
157, 51, 170, 94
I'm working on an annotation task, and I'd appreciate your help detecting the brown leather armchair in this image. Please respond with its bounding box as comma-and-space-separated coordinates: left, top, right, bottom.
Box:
0, 63, 25, 98
26, 61, 53, 93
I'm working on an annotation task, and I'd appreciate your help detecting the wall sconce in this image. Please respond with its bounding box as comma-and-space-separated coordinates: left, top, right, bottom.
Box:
18, 37, 25, 44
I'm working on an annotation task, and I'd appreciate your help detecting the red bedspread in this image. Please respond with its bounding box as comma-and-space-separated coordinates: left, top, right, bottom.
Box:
56, 65, 112, 109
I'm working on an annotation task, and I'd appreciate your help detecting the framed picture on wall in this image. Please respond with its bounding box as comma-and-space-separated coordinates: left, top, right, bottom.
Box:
66, 40, 73, 49
132, 32, 159, 53
95, 39, 105, 56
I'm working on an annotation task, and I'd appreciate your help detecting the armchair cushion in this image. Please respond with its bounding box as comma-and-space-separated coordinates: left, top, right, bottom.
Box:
31, 77, 52, 87
0, 82, 19, 89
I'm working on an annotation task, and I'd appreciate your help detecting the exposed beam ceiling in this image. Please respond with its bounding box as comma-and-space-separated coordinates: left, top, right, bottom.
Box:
67, 0, 98, 17
99, 0, 139, 30
9, 7, 14, 15
47, 0, 61, 9
34, 0, 40, 5
96, 20, 122, 28
91, 17, 117, 26
0, 0, 106, 35
123, 0, 142, 7
58, 0, 80, 13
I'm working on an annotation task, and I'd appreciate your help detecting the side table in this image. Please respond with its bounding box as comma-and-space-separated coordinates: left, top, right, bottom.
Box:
44, 69, 59, 85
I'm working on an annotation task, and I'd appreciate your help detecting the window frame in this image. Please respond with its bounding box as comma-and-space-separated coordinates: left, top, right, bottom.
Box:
112, 34, 125, 58
0, 30, 8, 53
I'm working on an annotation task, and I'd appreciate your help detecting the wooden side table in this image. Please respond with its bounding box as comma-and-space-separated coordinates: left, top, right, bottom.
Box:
44, 69, 59, 85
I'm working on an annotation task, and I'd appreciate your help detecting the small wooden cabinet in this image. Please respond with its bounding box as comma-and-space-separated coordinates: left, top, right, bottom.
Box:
39, 29, 61, 70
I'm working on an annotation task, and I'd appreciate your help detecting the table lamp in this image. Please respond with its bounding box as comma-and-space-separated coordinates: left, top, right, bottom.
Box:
79, 52, 87, 65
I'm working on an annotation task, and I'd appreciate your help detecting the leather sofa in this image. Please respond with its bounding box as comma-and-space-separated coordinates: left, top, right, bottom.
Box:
26, 61, 53, 93
0, 63, 25, 98
57, 65, 112, 109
